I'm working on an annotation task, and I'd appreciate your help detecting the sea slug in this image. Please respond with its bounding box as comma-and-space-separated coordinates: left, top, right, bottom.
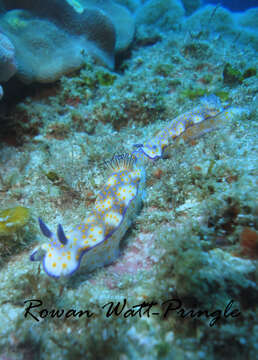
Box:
30, 154, 145, 278
132, 95, 231, 160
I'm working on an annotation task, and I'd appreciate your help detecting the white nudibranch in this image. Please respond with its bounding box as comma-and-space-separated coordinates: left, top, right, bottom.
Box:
30, 154, 145, 278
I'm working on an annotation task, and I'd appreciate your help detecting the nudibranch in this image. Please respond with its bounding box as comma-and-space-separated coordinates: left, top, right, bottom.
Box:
31, 95, 236, 278
133, 95, 231, 160
30, 154, 145, 278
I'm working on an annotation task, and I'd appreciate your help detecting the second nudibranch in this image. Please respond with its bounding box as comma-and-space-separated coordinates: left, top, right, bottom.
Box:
133, 95, 231, 160
30, 155, 145, 278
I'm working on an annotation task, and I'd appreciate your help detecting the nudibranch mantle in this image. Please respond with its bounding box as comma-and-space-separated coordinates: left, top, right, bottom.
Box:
31, 155, 145, 278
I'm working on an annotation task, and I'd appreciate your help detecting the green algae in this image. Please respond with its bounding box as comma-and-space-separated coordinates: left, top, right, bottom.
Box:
183, 41, 211, 59
179, 87, 208, 100
214, 90, 230, 102
223, 63, 243, 85
168, 79, 181, 87
201, 73, 213, 84
179, 88, 230, 102
222, 64, 256, 86
45, 171, 60, 183
154, 63, 174, 76
80, 68, 117, 88
96, 70, 117, 86
243, 67, 257, 79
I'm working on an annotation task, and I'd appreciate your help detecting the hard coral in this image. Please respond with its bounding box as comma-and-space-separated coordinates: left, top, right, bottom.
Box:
0, 0, 134, 83
79, 0, 135, 52
135, 0, 185, 30
0, 31, 17, 98
0, 31, 16, 82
